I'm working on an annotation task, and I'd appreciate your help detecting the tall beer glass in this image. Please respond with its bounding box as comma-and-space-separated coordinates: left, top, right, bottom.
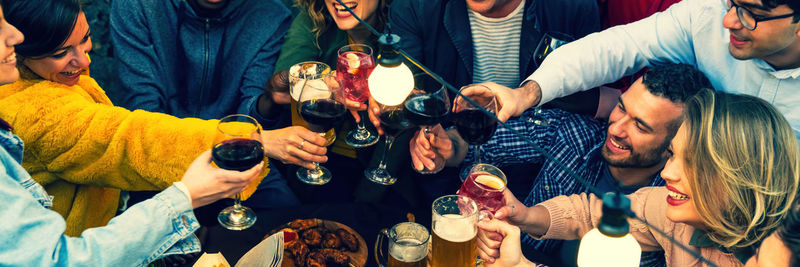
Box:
375, 222, 429, 267
431, 195, 478, 267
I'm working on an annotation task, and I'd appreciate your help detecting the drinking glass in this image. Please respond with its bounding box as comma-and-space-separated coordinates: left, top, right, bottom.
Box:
431, 195, 478, 267
375, 222, 430, 267
296, 73, 347, 185
405, 73, 450, 174
457, 163, 507, 219
365, 102, 414, 185
214, 114, 263, 230
533, 32, 574, 67
454, 84, 498, 180
289, 61, 336, 145
338, 44, 380, 148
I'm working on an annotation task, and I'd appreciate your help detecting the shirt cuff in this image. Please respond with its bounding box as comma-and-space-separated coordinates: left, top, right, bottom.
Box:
172, 182, 191, 203
526, 68, 563, 107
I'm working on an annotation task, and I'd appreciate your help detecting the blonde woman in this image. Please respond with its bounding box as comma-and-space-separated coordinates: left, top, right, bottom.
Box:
479, 89, 800, 266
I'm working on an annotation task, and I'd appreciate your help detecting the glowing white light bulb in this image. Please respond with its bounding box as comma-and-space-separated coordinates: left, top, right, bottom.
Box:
368, 62, 414, 106
577, 228, 641, 267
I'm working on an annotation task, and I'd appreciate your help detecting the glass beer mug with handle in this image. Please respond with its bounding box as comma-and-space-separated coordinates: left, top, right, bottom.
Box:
431, 195, 478, 267
375, 222, 430, 267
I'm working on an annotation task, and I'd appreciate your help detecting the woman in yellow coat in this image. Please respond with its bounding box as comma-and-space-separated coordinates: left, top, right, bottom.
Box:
0, 0, 329, 236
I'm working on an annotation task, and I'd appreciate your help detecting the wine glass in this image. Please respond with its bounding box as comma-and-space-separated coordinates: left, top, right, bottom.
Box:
454, 84, 498, 180
289, 61, 336, 145
405, 73, 450, 174
214, 114, 263, 230
365, 102, 414, 185
296, 73, 347, 185
457, 163, 507, 219
533, 31, 574, 67
338, 44, 380, 148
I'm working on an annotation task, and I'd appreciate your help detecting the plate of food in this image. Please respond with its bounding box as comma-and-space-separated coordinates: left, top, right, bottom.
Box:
268, 219, 367, 267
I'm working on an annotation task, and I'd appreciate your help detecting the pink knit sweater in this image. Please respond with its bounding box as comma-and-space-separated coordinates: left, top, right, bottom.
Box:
535, 187, 742, 267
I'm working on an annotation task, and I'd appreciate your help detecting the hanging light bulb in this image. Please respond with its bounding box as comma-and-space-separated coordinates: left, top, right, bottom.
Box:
368, 34, 414, 106
577, 192, 641, 267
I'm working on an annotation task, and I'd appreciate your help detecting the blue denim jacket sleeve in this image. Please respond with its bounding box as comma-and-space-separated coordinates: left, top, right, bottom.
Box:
0, 139, 200, 266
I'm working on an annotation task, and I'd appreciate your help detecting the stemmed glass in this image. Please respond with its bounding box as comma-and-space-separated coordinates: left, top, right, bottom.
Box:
213, 114, 263, 230
296, 73, 347, 185
454, 84, 498, 180
533, 32, 574, 67
290, 61, 336, 145
457, 163, 507, 219
404, 73, 450, 174
338, 44, 380, 148
365, 102, 414, 185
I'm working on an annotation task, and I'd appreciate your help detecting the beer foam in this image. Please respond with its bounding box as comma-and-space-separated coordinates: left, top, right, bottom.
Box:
475, 174, 504, 190
434, 214, 476, 242
389, 238, 427, 262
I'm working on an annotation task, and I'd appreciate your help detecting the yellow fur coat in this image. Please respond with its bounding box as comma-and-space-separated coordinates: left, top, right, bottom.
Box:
0, 69, 266, 236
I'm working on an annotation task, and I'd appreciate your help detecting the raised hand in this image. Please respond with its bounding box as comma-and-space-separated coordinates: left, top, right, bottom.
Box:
409, 125, 452, 172
266, 69, 292, 105
472, 81, 542, 122
261, 126, 328, 169
477, 219, 535, 267
180, 150, 264, 208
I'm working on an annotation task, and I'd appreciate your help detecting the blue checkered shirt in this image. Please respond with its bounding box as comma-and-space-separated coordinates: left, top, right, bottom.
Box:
462, 108, 666, 265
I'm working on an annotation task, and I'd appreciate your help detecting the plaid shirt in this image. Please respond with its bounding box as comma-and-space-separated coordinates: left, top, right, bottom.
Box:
462, 108, 666, 265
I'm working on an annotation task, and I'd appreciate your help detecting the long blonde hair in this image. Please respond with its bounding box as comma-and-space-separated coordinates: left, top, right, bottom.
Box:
295, 0, 391, 46
683, 89, 799, 249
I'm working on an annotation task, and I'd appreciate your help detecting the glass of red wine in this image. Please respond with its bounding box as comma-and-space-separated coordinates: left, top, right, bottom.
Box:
365, 102, 414, 185
213, 114, 264, 230
337, 44, 380, 148
457, 163, 507, 219
454, 84, 498, 180
404, 73, 450, 174
296, 73, 347, 185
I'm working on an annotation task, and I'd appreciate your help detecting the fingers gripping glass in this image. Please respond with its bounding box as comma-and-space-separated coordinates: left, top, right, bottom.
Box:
214, 114, 263, 230
727, 0, 796, 30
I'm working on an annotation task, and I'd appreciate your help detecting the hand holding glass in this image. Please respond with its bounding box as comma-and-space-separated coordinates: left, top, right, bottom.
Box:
405, 74, 449, 174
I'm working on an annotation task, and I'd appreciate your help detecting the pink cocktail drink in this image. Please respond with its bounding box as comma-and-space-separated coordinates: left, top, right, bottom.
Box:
337, 51, 375, 102
457, 171, 506, 216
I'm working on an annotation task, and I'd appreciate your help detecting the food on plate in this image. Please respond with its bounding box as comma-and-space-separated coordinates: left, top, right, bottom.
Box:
303, 228, 324, 247
335, 228, 358, 252
305, 248, 351, 267
281, 228, 299, 245
286, 240, 310, 263
322, 232, 341, 248
289, 219, 321, 231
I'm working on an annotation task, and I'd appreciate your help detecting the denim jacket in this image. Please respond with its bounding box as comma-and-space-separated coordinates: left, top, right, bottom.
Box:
0, 128, 201, 266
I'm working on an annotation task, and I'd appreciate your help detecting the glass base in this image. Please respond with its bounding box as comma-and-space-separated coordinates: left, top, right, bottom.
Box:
365, 167, 397, 185
217, 205, 257, 230
345, 128, 379, 148
297, 166, 332, 185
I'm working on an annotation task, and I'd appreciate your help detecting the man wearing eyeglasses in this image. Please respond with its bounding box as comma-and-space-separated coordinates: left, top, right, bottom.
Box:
482, 0, 800, 142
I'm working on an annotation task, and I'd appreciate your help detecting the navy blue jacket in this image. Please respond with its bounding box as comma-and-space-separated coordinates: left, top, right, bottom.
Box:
110, 0, 291, 128
390, 0, 602, 115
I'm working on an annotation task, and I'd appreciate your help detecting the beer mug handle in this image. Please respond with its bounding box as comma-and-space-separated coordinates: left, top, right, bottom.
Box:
375, 228, 389, 267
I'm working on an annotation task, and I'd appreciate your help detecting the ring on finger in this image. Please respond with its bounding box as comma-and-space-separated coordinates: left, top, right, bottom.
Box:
299, 139, 305, 150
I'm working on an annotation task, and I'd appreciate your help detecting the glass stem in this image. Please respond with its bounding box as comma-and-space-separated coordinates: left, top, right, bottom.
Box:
474, 144, 481, 164
233, 193, 242, 209
356, 120, 368, 136
378, 136, 394, 170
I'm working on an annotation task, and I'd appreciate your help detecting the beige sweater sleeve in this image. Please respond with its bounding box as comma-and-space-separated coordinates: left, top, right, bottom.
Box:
534, 187, 669, 252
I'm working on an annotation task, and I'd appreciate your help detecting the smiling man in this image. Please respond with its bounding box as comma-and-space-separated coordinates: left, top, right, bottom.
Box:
484, 0, 800, 143
410, 64, 711, 265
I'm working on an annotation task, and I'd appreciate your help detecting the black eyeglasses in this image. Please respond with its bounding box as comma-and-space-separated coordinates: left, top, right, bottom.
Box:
727, 0, 796, 30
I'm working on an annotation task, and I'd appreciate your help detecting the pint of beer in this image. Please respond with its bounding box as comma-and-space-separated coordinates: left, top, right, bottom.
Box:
431, 195, 478, 267
375, 222, 429, 267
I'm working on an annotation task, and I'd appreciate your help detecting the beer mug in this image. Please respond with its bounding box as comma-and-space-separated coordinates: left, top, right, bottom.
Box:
375, 222, 429, 267
431, 195, 478, 267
